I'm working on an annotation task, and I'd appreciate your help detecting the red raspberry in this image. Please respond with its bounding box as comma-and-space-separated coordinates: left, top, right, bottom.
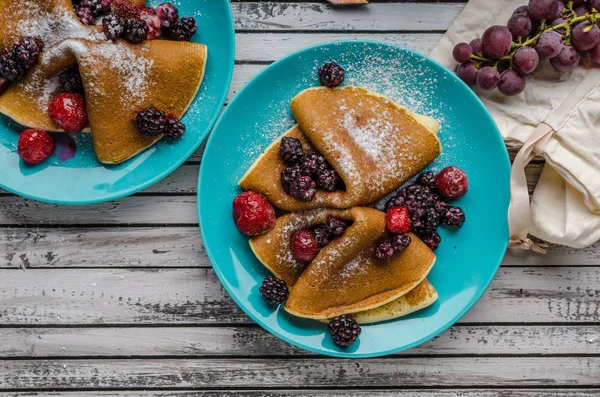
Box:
17, 129, 55, 164
232, 191, 276, 236
48, 93, 88, 133
291, 229, 320, 263
111, 0, 140, 19
435, 166, 469, 200
386, 206, 411, 234
140, 7, 162, 39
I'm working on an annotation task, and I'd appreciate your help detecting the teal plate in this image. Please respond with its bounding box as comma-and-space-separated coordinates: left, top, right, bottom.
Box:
198, 42, 510, 358
0, 0, 234, 204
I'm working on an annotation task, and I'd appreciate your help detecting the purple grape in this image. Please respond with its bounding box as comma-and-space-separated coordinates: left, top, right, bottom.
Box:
476, 66, 500, 90
513, 5, 529, 16
590, 42, 600, 64
498, 70, 526, 96
513, 46, 539, 74
574, 4, 590, 16
470, 38, 483, 55
551, 17, 567, 34
456, 63, 478, 86
571, 0, 585, 5
482, 25, 513, 59
452, 42, 473, 63
496, 59, 511, 73
555, 0, 566, 19
590, 0, 600, 10
550, 45, 581, 71
528, 0, 559, 20
535, 31, 563, 58
572, 22, 600, 51
508, 14, 533, 39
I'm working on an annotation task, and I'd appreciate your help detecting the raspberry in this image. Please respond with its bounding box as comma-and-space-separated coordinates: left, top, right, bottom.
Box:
58, 65, 83, 93
259, 276, 288, 305
291, 229, 320, 263
102, 14, 125, 41
384, 195, 405, 212
167, 16, 197, 41
443, 206, 466, 229
326, 216, 348, 237
280, 164, 301, 194
313, 225, 331, 248
416, 171, 437, 190
436, 166, 469, 200
412, 207, 441, 236
386, 206, 411, 234
318, 61, 345, 87
111, 0, 140, 19
328, 315, 360, 347
374, 239, 395, 260
140, 7, 162, 39
17, 129, 55, 164
289, 175, 316, 202
279, 136, 304, 165
164, 115, 185, 140
316, 168, 341, 191
74, 4, 96, 25
123, 18, 149, 43
232, 191, 276, 236
135, 107, 166, 136
390, 234, 411, 252
300, 153, 327, 176
48, 93, 88, 133
156, 2, 179, 28
421, 231, 441, 250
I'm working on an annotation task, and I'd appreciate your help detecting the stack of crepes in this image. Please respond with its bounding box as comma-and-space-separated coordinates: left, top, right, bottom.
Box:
240, 86, 444, 323
0, 0, 207, 164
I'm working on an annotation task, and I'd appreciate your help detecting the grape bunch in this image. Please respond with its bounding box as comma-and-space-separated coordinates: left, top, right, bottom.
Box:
453, 0, 600, 96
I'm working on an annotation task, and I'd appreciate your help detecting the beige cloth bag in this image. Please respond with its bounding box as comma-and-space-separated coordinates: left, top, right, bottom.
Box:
430, 0, 600, 250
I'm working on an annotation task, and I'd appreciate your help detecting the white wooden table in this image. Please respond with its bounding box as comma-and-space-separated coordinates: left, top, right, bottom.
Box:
1, 1, 599, 395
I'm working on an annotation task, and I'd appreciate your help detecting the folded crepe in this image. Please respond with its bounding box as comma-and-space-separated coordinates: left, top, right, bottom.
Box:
239, 86, 442, 211
250, 208, 437, 322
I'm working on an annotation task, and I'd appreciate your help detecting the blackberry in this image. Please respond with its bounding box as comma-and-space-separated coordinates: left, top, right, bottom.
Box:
326, 216, 348, 238
281, 164, 301, 194
443, 206, 466, 229
167, 16, 197, 41
402, 184, 435, 215
374, 239, 395, 260
156, 2, 179, 27
313, 225, 332, 248
135, 107, 166, 136
421, 230, 441, 250
259, 275, 289, 305
300, 153, 327, 176
102, 14, 125, 40
416, 171, 438, 190
0, 52, 25, 82
289, 175, 316, 202
316, 168, 340, 191
434, 199, 449, 216
164, 116, 185, 140
327, 315, 360, 347
80, 0, 103, 16
74, 4, 96, 25
58, 65, 84, 93
318, 61, 345, 88
100, 0, 115, 13
384, 195, 405, 212
279, 136, 304, 165
391, 234, 411, 252
123, 18, 149, 43
412, 207, 441, 236
13, 38, 40, 70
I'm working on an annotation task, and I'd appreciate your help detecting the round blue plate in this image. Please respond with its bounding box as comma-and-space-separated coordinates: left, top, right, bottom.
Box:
0, 0, 234, 204
198, 42, 510, 358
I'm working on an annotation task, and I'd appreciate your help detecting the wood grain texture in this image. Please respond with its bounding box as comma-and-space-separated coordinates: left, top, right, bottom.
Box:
1, 325, 599, 358
1, 268, 598, 325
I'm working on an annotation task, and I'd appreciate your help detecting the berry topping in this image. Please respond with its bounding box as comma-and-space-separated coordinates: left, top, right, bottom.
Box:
300, 153, 327, 176
384, 195, 405, 212
328, 315, 360, 347
318, 61, 345, 88
443, 206, 466, 229
164, 115, 185, 140
374, 239, 395, 260
289, 175, 316, 202
0, 75, 8, 95
111, 0, 140, 19
80, 0, 103, 16
135, 107, 166, 136
400, 184, 436, 216
326, 216, 348, 237
421, 231, 441, 251
434, 199, 450, 216
123, 18, 149, 43
279, 136, 304, 165
435, 166, 469, 200
280, 164, 301, 194
386, 206, 411, 234
291, 229, 320, 263
140, 7, 162, 40
17, 129, 55, 164
102, 14, 125, 41
74, 4, 96, 25
412, 207, 441, 236
390, 234, 411, 253
316, 168, 341, 191
58, 65, 84, 93
232, 191, 276, 236
167, 16, 198, 41
0, 38, 40, 82
48, 93, 88, 133
100, 0, 115, 12
313, 225, 332, 248
259, 275, 289, 305
156, 2, 179, 28
416, 171, 437, 190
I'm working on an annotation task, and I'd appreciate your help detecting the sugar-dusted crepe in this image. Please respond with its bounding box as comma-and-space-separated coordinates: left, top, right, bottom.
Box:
239, 86, 442, 211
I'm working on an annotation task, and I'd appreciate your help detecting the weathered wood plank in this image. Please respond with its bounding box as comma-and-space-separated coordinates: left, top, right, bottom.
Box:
231, 3, 464, 31
0, 357, 598, 389
1, 325, 599, 358
1, 267, 598, 325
